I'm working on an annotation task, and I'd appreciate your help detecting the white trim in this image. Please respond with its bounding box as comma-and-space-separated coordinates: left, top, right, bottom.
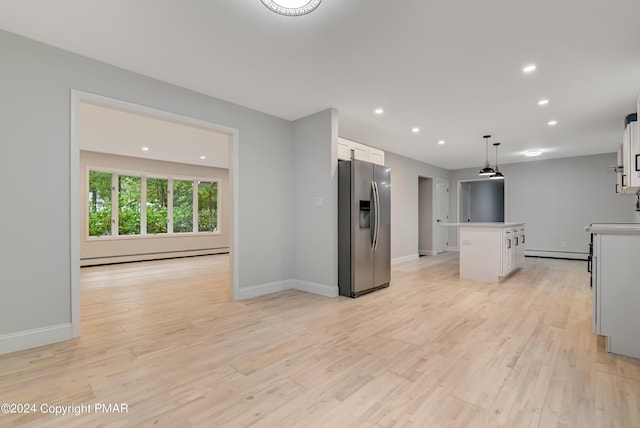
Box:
234, 280, 290, 300
525, 250, 587, 260
419, 249, 437, 256
392, 253, 420, 265
0, 324, 73, 356
292, 280, 339, 297
70, 92, 81, 338
71, 89, 241, 346
234, 279, 339, 300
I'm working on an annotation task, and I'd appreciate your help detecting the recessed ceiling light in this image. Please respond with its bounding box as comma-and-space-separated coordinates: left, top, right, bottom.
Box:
200, 156, 207, 160
260, 0, 322, 16
525, 150, 542, 157
411, 127, 420, 134
548, 120, 558, 126
538, 99, 549, 106
374, 108, 384, 115
523, 64, 537, 73
438, 140, 446, 145
141, 147, 149, 151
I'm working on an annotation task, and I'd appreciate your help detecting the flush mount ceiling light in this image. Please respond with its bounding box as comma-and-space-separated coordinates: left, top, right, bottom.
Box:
538, 99, 549, 106
374, 108, 384, 115
438, 140, 446, 145
525, 150, 542, 157
548, 120, 558, 126
523, 64, 537, 73
479, 135, 495, 176
411, 127, 420, 134
260, 0, 322, 16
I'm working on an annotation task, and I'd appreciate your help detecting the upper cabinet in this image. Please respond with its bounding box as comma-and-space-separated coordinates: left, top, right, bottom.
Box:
337, 137, 385, 166
618, 112, 639, 195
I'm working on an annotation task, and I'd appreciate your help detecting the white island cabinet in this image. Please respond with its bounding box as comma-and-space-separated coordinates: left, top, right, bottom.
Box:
447, 222, 526, 283
589, 224, 640, 360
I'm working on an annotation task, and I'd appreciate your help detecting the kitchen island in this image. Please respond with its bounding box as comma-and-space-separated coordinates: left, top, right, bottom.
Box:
446, 222, 526, 283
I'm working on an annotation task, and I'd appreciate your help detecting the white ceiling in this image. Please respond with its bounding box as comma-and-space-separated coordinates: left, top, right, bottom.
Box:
1, 0, 640, 170
79, 101, 230, 169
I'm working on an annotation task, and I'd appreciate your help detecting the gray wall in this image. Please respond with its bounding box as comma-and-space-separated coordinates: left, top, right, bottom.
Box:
449, 153, 636, 257
293, 109, 338, 292
0, 30, 295, 338
384, 152, 450, 262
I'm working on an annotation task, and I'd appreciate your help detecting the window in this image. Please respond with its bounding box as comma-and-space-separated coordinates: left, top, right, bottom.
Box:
88, 171, 113, 237
87, 168, 220, 238
198, 180, 218, 232
173, 179, 194, 233
118, 175, 141, 235
147, 178, 168, 234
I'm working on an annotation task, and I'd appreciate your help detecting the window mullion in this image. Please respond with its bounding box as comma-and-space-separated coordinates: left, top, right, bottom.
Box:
112, 173, 119, 237
168, 178, 174, 234
140, 176, 147, 235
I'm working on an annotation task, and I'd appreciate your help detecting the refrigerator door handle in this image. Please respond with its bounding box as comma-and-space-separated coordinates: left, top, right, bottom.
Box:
373, 180, 381, 251
371, 180, 377, 250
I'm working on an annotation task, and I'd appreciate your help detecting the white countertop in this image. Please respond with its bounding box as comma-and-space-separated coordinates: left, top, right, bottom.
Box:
444, 222, 525, 228
587, 223, 640, 234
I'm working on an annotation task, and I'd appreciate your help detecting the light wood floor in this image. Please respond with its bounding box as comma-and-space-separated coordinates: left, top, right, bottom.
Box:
1, 254, 639, 427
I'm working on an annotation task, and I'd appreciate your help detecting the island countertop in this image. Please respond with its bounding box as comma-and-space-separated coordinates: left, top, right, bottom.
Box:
444, 222, 525, 228
586, 223, 640, 234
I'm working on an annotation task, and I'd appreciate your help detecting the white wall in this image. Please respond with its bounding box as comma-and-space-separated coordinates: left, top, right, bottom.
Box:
384, 152, 450, 263
0, 30, 295, 352
449, 153, 636, 258
80, 151, 230, 265
292, 109, 339, 296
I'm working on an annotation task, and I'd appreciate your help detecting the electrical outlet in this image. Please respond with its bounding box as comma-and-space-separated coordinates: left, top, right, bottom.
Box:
561, 241, 567, 248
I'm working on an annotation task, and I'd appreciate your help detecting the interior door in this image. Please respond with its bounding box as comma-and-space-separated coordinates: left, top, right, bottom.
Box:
436, 179, 449, 253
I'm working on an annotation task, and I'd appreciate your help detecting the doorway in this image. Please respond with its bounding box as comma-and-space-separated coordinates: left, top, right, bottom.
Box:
70, 90, 239, 338
418, 177, 449, 256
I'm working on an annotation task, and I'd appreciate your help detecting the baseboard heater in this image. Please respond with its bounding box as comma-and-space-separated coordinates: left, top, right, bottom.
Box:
80, 247, 229, 267
525, 249, 588, 261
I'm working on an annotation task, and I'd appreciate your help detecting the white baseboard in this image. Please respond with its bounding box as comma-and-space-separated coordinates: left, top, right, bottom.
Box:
235, 278, 338, 300
392, 253, 419, 265
525, 250, 588, 260
419, 249, 436, 256
0, 324, 73, 356
447, 246, 459, 252
292, 280, 339, 298
234, 279, 289, 300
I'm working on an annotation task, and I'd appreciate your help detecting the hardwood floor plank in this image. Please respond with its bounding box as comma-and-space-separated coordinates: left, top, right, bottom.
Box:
0, 253, 639, 427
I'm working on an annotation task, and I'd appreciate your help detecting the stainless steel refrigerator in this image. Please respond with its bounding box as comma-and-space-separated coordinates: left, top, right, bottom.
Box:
338, 159, 391, 297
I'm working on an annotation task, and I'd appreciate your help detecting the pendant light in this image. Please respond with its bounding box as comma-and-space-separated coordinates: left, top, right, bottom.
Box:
479, 135, 495, 176
490, 142, 505, 180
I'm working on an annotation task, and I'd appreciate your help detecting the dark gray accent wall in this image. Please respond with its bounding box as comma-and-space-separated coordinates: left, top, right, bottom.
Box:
469, 180, 504, 222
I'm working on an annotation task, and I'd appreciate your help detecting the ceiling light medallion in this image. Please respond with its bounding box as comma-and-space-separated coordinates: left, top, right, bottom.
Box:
260, 0, 322, 16
479, 135, 495, 176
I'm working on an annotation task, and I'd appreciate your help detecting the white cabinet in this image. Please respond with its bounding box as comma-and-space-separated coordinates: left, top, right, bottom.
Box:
590, 224, 640, 359
337, 137, 385, 166
619, 113, 639, 194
